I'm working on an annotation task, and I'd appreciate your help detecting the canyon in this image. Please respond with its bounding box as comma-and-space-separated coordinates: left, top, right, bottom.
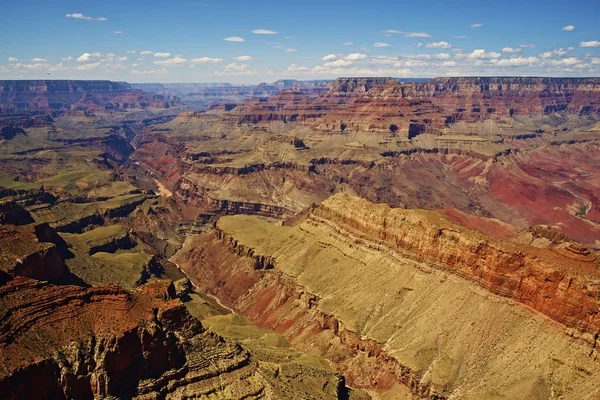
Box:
1, 76, 600, 399
132, 77, 600, 247
173, 194, 600, 399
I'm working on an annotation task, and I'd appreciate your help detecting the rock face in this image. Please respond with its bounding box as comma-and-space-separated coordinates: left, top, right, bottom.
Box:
193, 76, 600, 136
173, 193, 600, 399
131, 76, 600, 247
311, 194, 600, 337
0, 224, 347, 399
0, 202, 68, 281
0, 196, 348, 399
0, 80, 181, 113
416, 77, 600, 122
0, 276, 257, 399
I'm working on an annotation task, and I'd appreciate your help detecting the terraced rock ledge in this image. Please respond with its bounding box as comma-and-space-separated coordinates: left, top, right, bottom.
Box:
173, 193, 600, 399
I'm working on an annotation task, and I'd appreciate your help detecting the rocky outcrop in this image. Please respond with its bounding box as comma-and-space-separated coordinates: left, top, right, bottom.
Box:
0, 277, 261, 399
0, 80, 181, 113
216, 229, 276, 269
0, 204, 68, 281
176, 177, 294, 218
173, 194, 600, 398
312, 193, 600, 339
192, 76, 600, 137
412, 77, 600, 122
0, 201, 35, 225
0, 261, 348, 399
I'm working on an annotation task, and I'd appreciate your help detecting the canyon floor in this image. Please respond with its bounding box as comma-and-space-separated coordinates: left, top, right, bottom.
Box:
1, 77, 600, 399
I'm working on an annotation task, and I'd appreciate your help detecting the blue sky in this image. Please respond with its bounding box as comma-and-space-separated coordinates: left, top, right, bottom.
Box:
1, 0, 599, 83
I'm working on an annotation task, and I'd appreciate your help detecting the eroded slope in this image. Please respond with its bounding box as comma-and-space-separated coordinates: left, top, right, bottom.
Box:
173, 193, 600, 399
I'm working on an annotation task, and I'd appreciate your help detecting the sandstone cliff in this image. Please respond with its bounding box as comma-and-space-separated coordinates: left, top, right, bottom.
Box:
187, 77, 600, 137
173, 194, 600, 398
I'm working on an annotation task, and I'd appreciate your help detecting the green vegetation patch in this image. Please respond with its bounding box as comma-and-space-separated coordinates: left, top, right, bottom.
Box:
65, 249, 155, 289
61, 224, 129, 254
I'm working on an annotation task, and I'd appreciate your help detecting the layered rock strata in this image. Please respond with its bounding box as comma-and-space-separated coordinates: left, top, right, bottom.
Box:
0, 80, 181, 113
173, 193, 600, 399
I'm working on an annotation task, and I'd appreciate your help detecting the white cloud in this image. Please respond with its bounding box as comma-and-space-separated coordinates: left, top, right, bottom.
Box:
441, 61, 457, 67
342, 41, 354, 46
540, 48, 567, 58
76, 52, 116, 62
31, 57, 48, 62
191, 57, 224, 63
97, 17, 107, 21
519, 44, 537, 48
154, 57, 187, 66
592, 58, 600, 65
11, 62, 66, 71
126, 50, 136, 54
11, 63, 43, 69
549, 57, 580, 66
225, 63, 248, 72
107, 63, 126, 70
382, 30, 432, 38
215, 62, 258, 76
131, 63, 140, 67
436, 53, 450, 60
562, 25, 575, 31
65, 13, 92, 20
426, 41, 452, 49
404, 32, 431, 38
62, 56, 72, 61
154, 52, 171, 58
345, 53, 367, 61
454, 35, 468, 39
370, 55, 399, 65
130, 68, 168, 75
233, 55, 253, 61
140, 51, 154, 55
297, 65, 412, 78
322, 54, 338, 61
323, 59, 353, 67
502, 47, 522, 53
113, 30, 123, 35
8, 57, 17, 62
470, 23, 483, 28
373, 42, 390, 47
402, 60, 428, 67
117, 56, 127, 61
465, 49, 501, 59
251, 29, 278, 35
285, 48, 297, 52
490, 56, 538, 67
224, 36, 245, 42
580, 41, 600, 48
287, 64, 309, 72
75, 62, 100, 70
